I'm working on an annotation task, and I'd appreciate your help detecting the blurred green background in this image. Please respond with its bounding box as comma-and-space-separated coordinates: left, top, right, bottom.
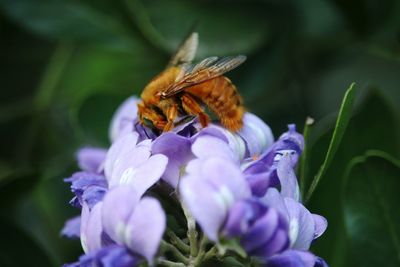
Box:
0, 0, 399, 266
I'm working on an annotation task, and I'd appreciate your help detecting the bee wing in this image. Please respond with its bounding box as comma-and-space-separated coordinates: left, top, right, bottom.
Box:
161, 55, 246, 98
167, 32, 199, 67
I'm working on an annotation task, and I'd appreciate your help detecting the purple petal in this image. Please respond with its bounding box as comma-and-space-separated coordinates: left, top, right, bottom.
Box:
104, 132, 139, 180
284, 198, 315, 250
278, 124, 304, 152
82, 185, 107, 209
245, 171, 274, 197
61, 216, 81, 239
152, 133, 194, 187
109, 96, 140, 142
66, 245, 139, 267
241, 208, 280, 252
102, 186, 140, 243
180, 175, 228, 241
312, 214, 328, 240
223, 201, 255, 237
125, 197, 166, 264
192, 135, 238, 162
251, 227, 289, 258
76, 147, 107, 173
276, 154, 300, 201
238, 113, 274, 158
81, 203, 103, 253
266, 250, 328, 267
99, 245, 140, 267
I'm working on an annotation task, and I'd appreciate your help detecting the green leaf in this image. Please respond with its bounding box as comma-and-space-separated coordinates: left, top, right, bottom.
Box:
343, 150, 400, 267
126, 0, 270, 57
306, 90, 400, 266
305, 83, 356, 202
0, 0, 133, 48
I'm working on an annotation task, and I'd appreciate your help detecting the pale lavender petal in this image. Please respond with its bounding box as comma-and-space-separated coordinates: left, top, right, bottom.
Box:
238, 113, 274, 158
61, 216, 81, 239
312, 214, 328, 240
104, 132, 139, 180
80, 204, 90, 253
108, 144, 153, 188
277, 154, 300, 201
192, 135, 238, 162
152, 133, 193, 187
180, 175, 227, 241
116, 154, 168, 197
76, 147, 107, 173
197, 125, 247, 161
261, 188, 289, 222
109, 96, 140, 142
102, 186, 140, 243
84, 202, 103, 252
284, 198, 315, 250
125, 197, 166, 264
199, 158, 251, 202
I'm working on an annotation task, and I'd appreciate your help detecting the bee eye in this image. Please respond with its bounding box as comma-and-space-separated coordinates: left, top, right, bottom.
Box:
143, 118, 154, 128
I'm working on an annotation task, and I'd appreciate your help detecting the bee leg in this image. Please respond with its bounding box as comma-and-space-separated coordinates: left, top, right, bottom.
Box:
164, 104, 178, 132
181, 94, 210, 128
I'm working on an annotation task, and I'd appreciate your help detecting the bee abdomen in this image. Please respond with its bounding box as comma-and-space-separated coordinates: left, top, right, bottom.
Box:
187, 76, 244, 131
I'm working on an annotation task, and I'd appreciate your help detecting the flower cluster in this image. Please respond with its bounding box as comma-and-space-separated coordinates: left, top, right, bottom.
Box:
62, 96, 328, 267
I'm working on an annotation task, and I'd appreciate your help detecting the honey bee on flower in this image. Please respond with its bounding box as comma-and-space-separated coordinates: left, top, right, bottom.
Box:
137, 32, 246, 132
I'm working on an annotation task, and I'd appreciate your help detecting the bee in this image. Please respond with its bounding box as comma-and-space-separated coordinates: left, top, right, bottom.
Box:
138, 32, 246, 132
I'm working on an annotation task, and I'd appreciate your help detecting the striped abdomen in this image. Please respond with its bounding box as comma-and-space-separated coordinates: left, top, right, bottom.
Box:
186, 76, 244, 131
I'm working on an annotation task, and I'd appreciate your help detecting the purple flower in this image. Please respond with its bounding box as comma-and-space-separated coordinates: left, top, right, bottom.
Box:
63, 95, 329, 267
67, 185, 166, 266
262, 188, 327, 250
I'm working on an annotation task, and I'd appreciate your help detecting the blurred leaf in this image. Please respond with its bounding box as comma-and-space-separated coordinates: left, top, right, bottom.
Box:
0, 0, 134, 48
127, 0, 270, 57
307, 90, 400, 266
0, 218, 53, 267
343, 150, 400, 267
306, 83, 356, 202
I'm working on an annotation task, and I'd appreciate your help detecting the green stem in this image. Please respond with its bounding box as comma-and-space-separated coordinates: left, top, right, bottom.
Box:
182, 202, 198, 257
203, 246, 218, 262
161, 241, 189, 265
299, 116, 314, 198
166, 229, 190, 254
